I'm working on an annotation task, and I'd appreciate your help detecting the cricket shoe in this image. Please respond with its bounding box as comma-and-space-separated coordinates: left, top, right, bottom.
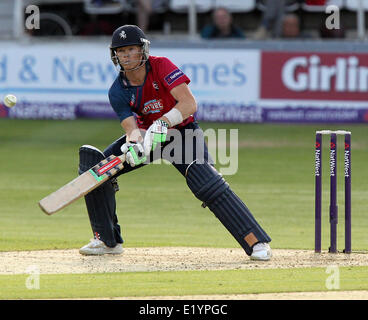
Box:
250, 242, 272, 261
79, 238, 123, 255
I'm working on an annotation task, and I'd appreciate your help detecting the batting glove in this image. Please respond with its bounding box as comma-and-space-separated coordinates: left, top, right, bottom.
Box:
143, 119, 169, 155
120, 141, 146, 167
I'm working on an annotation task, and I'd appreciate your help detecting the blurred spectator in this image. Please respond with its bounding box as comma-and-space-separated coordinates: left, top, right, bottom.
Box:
135, 0, 168, 33
201, 7, 245, 39
281, 13, 312, 39
281, 13, 300, 38
253, 0, 287, 39
137, 0, 152, 33
88, 0, 165, 34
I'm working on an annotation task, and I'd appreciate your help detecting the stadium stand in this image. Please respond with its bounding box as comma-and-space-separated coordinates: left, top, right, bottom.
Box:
169, 0, 212, 13
2, 0, 367, 40
257, 0, 300, 12
344, 0, 368, 11
0, 0, 17, 39
212, 0, 256, 13
302, 0, 344, 11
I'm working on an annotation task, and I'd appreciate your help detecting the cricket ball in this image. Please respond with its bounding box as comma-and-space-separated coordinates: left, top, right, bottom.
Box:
4, 94, 17, 108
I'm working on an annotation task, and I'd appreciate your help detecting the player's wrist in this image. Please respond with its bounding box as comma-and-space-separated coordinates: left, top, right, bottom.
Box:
126, 128, 144, 144
163, 108, 183, 127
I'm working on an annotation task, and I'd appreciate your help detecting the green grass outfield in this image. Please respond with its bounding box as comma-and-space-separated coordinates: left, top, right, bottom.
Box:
0, 119, 368, 299
1, 267, 368, 299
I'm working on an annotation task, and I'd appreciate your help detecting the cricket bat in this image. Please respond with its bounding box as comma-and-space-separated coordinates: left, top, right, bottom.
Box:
39, 154, 125, 215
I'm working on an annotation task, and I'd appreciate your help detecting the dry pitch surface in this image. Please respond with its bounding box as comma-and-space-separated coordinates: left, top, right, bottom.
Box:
1, 247, 368, 299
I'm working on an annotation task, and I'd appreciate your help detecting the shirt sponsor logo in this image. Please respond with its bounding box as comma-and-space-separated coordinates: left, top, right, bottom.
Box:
142, 99, 164, 115
164, 69, 184, 85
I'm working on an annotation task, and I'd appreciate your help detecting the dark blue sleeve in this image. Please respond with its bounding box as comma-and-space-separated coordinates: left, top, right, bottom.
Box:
233, 27, 246, 38
200, 25, 215, 39
108, 80, 133, 122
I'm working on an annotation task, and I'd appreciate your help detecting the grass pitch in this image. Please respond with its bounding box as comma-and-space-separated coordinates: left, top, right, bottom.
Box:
0, 119, 367, 299
2, 267, 368, 299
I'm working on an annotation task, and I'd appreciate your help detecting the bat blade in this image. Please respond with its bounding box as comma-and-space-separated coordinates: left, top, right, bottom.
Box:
39, 155, 124, 215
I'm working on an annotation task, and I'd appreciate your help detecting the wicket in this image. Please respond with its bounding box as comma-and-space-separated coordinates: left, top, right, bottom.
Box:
314, 130, 351, 254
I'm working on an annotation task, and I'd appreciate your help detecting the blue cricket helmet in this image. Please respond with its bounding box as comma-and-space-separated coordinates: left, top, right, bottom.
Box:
109, 25, 150, 67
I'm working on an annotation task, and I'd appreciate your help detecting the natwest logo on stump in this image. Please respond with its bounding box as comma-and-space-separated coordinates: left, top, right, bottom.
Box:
261, 52, 368, 101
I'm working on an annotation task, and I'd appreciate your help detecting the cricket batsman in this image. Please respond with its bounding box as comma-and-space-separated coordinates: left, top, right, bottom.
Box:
78, 25, 272, 260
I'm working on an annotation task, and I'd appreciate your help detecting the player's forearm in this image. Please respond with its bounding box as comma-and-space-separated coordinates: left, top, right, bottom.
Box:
173, 98, 197, 120
121, 116, 144, 142
160, 83, 197, 127
160, 98, 197, 127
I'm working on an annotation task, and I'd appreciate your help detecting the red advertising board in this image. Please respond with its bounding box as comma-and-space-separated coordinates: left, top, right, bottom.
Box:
261, 52, 368, 101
